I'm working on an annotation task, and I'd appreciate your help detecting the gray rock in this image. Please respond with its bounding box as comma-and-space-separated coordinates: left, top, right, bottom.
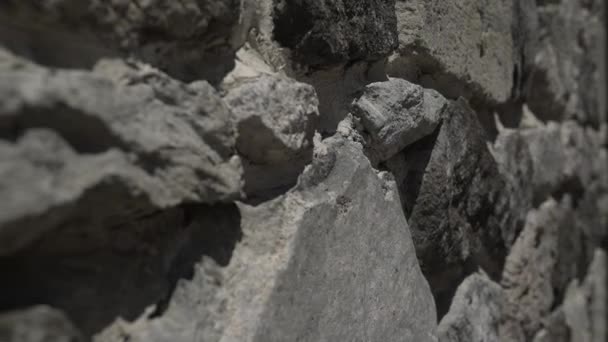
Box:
99, 134, 437, 342
388, 0, 527, 103
351, 78, 447, 162
437, 273, 506, 342
563, 249, 607, 342
501, 198, 568, 339
0, 0, 243, 82
527, 0, 606, 125
297, 60, 388, 134
387, 98, 520, 315
224, 73, 319, 196
0, 306, 83, 342
272, 0, 398, 66
0, 50, 242, 254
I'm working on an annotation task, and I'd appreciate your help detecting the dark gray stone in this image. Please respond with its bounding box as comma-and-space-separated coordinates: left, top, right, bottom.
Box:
272, 0, 398, 66
527, 0, 606, 125
437, 273, 506, 342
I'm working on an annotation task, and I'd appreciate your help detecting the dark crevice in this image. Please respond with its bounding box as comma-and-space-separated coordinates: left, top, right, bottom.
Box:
0, 202, 242, 338
0, 105, 125, 154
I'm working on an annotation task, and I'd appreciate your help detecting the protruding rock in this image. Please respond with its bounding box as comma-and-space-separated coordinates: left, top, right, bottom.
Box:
351, 78, 446, 162
224, 73, 319, 196
0, 51, 242, 255
563, 249, 607, 342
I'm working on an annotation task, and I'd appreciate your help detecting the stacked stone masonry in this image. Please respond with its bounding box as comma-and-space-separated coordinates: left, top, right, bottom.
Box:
0, 0, 606, 341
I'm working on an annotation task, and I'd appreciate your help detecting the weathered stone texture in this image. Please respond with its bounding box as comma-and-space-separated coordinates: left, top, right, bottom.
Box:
527, 0, 606, 125
437, 273, 507, 342
0, 0, 606, 341
352, 78, 446, 162
388, 0, 519, 103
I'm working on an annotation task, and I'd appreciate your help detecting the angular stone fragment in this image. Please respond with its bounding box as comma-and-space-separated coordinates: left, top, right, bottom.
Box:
0, 50, 242, 254
99, 134, 437, 342
0, 0, 243, 82
527, 0, 606, 125
387, 97, 522, 314
437, 273, 506, 342
0, 305, 83, 342
351, 78, 446, 162
224, 73, 319, 196
272, 0, 398, 66
388, 0, 526, 103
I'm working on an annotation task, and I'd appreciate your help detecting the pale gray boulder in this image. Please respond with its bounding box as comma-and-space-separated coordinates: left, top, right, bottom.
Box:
351, 78, 447, 162
0, 50, 242, 255
501, 198, 567, 339
527, 0, 606, 125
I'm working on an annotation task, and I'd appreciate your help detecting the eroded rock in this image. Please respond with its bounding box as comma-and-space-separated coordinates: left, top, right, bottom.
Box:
272, 0, 398, 66
96, 134, 437, 342
387, 97, 521, 315
0, 50, 242, 255
501, 198, 568, 339
351, 78, 446, 162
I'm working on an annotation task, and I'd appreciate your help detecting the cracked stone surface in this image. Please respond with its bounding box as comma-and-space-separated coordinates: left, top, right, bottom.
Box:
0, 1, 606, 341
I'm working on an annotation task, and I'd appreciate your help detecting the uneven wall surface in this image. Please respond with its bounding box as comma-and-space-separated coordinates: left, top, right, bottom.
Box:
0, 1, 606, 341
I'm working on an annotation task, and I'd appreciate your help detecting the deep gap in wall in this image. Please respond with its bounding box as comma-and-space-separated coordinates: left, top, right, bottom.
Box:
0, 203, 242, 338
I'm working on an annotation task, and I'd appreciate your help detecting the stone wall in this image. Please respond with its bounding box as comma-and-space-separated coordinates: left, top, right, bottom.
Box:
0, 1, 606, 341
